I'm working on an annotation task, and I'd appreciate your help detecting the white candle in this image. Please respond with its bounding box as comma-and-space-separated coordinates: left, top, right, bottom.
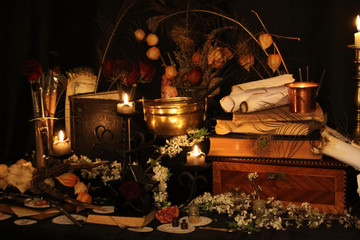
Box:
355, 15, 360, 48
186, 145, 206, 166
117, 93, 135, 114
53, 130, 71, 156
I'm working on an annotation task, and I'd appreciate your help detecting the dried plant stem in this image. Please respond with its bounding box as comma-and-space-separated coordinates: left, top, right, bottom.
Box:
271, 34, 300, 41
95, 0, 137, 93
153, 9, 269, 57
251, 10, 290, 74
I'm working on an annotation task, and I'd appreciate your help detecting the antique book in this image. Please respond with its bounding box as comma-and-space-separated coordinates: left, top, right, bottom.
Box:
69, 91, 148, 161
86, 209, 155, 227
208, 133, 322, 160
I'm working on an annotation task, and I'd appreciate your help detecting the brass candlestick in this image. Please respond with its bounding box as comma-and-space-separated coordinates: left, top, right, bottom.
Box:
349, 45, 360, 140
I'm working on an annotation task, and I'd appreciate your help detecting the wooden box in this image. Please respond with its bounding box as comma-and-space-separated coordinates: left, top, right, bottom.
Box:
211, 156, 357, 213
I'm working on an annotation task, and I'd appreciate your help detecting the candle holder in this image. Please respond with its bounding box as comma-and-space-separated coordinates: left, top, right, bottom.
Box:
177, 163, 211, 205
116, 111, 137, 168
29, 116, 56, 167
348, 45, 360, 140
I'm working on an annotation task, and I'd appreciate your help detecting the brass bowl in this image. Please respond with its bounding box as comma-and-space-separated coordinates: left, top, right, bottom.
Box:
142, 97, 206, 138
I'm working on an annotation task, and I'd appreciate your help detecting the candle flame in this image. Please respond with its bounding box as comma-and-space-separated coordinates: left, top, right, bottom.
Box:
59, 130, 65, 142
193, 145, 201, 156
124, 93, 129, 104
357, 15, 360, 32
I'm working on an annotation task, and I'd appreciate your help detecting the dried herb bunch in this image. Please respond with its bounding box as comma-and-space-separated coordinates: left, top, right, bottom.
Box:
136, 2, 299, 98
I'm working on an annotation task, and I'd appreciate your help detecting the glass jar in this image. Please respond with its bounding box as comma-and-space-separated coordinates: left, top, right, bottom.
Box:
188, 205, 200, 224
252, 199, 266, 217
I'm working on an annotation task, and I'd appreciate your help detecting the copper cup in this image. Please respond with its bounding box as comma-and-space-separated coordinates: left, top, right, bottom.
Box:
285, 82, 319, 113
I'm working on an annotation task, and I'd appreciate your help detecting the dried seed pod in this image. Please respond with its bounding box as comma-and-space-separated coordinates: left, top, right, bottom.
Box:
238, 54, 255, 72
146, 33, 159, 46
77, 192, 92, 204
74, 181, 87, 195
191, 51, 201, 64
146, 46, 161, 60
134, 29, 145, 41
55, 172, 78, 187
259, 33, 273, 50
76, 192, 92, 212
164, 65, 177, 79
267, 54, 281, 72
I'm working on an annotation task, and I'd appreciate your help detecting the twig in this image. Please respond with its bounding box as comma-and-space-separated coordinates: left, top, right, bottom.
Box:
316, 69, 326, 96
95, 0, 137, 93
251, 10, 289, 74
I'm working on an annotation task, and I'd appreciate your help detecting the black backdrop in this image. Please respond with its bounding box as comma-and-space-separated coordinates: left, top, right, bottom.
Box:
2, 0, 360, 163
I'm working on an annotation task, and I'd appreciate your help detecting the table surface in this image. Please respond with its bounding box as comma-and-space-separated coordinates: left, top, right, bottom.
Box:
1, 209, 360, 240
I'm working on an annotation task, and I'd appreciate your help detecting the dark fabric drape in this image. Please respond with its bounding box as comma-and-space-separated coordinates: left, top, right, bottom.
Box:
2, 0, 360, 163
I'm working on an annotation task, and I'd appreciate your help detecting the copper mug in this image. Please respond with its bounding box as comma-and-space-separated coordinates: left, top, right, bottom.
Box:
285, 82, 319, 113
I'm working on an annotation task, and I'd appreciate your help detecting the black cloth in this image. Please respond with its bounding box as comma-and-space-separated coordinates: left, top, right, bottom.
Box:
0, 211, 359, 240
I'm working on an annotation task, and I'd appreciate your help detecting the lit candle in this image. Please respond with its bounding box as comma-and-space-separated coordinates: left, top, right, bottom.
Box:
186, 145, 206, 166
117, 93, 135, 114
355, 15, 360, 48
53, 130, 71, 156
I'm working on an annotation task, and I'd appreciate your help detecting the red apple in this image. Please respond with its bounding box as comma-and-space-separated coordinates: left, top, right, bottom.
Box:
186, 68, 203, 85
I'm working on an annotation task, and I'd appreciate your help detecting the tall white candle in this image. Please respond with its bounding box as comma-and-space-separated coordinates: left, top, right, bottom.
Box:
355, 15, 360, 48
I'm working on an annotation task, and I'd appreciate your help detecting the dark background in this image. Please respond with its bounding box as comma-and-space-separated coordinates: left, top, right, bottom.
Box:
2, 0, 360, 164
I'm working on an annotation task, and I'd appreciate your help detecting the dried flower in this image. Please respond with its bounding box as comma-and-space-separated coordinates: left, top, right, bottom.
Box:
238, 54, 255, 72
161, 84, 178, 98
146, 46, 161, 60
155, 206, 179, 223
55, 172, 78, 187
134, 29, 146, 41
259, 33, 273, 50
208, 46, 233, 69
138, 59, 155, 83
267, 54, 281, 72
146, 33, 159, 46
22, 60, 43, 83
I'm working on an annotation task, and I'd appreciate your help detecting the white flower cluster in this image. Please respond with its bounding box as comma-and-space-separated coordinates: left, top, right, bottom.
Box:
191, 191, 360, 233
151, 162, 170, 207
159, 129, 205, 158
248, 172, 258, 181
67, 155, 122, 183
191, 191, 252, 216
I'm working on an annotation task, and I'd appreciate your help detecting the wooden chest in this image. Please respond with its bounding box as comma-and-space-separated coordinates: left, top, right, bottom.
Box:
211, 156, 357, 213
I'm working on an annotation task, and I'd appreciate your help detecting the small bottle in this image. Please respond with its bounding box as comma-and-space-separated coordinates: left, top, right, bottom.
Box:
180, 219, 188, 229
172, 217, 179, 227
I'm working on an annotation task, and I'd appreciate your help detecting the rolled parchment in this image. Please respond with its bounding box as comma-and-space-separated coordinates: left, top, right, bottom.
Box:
239, 88, 289, 113
220, 86, 287, 113
312, 126, 360, 171
231, 74, 294, 93
312, 126, 360, 197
